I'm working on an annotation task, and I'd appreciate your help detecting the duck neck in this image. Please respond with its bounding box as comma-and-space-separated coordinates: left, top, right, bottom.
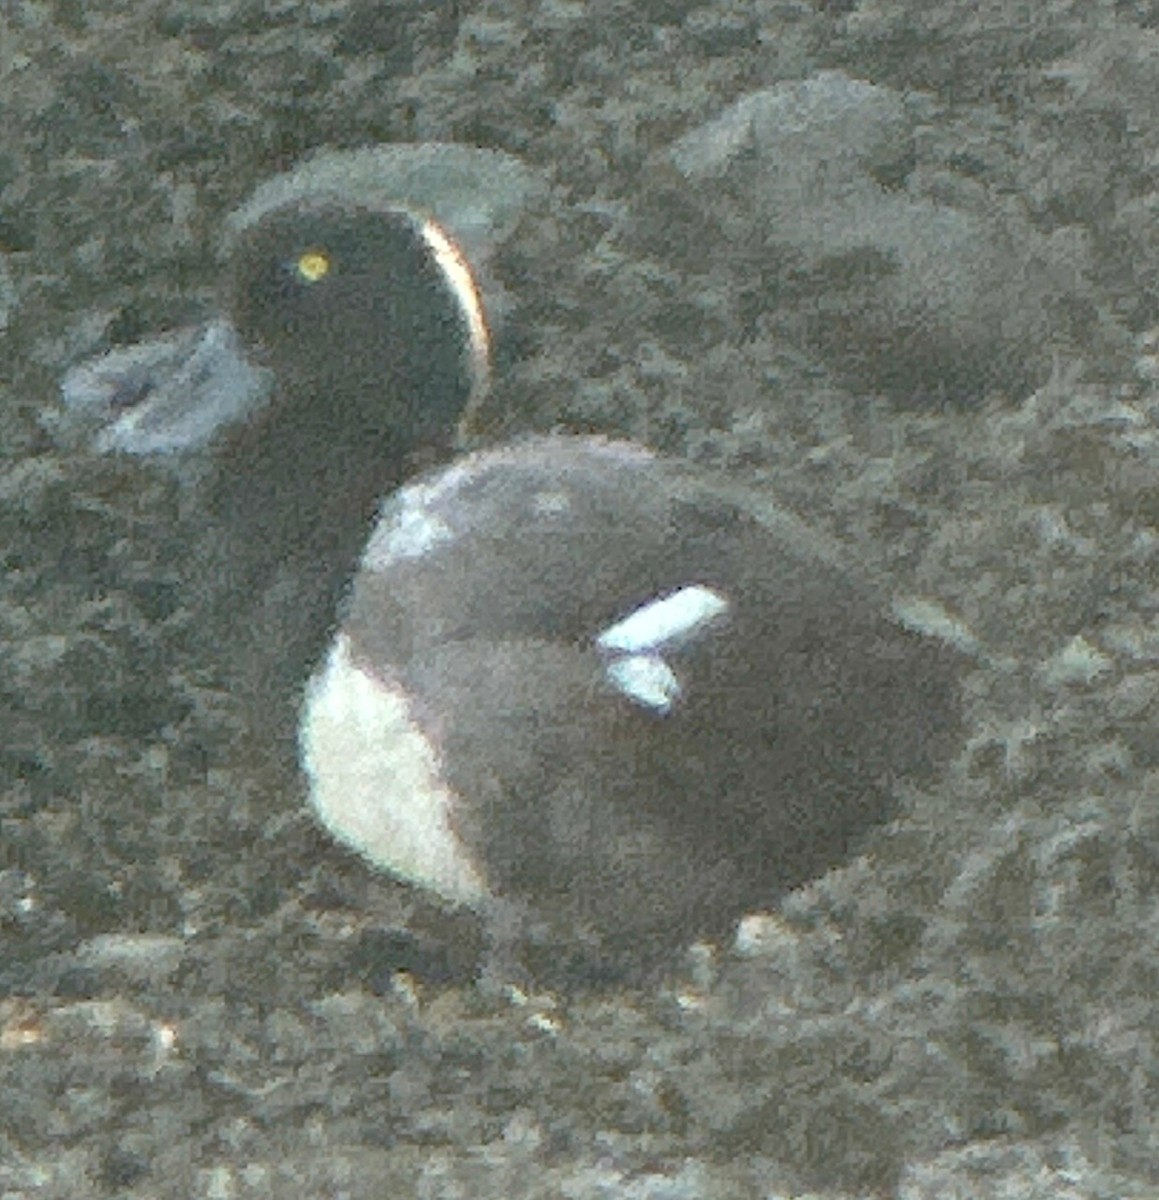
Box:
193, 397, 454, 743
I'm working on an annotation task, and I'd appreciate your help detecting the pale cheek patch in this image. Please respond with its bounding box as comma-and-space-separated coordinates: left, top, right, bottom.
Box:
300, 635, 488, 908
596, 585, 728, 714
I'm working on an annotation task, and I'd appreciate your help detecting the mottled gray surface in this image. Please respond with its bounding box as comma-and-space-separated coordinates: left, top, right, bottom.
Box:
2, 1, 1159, 1196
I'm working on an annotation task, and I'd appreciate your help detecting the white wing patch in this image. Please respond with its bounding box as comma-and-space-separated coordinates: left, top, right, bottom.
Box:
604, 655, 683, 713
300, 635, 488, 907
596, 585, 728, 714
597, 585, 728, 653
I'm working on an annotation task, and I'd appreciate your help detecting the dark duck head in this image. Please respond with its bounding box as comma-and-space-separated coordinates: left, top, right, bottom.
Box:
60, 145, 966, 985
199, 199, 489, 723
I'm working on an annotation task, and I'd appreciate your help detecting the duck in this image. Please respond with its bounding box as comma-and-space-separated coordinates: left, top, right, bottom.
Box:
59, 144, 966, 984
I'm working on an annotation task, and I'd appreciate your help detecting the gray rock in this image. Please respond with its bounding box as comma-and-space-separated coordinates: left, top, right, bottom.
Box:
225, 143, 548, 271
0, 251, 16, 331
666, 73, 1084, 402
669, 70, 914, 201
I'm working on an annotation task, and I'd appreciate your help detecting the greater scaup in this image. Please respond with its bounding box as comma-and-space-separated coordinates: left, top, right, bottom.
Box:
60, 145, 966, 983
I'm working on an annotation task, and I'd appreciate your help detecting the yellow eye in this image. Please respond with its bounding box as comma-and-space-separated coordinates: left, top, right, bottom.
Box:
295, 249, 332, 283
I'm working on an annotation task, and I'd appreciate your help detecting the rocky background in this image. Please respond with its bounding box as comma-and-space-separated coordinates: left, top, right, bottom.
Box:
3, 0, 1159, 1196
